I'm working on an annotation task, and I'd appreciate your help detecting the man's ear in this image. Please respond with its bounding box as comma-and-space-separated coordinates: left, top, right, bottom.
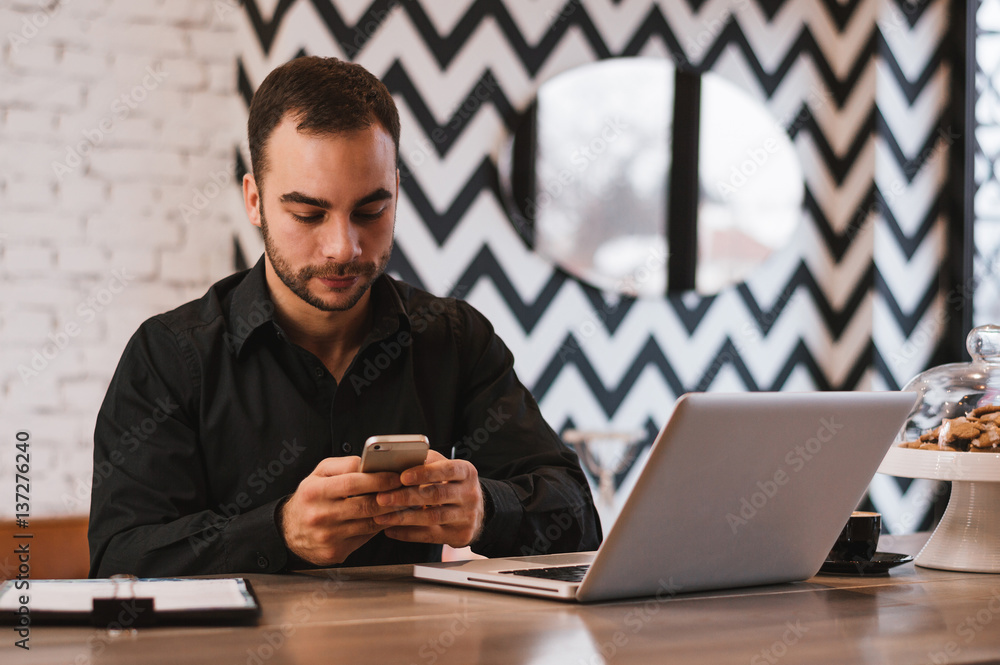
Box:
243, 173, 261, 228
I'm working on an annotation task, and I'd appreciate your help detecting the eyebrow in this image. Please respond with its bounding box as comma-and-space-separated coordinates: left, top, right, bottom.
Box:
278, 188, 393, 210
279, 192, 331, 209
354, 188, 394, 208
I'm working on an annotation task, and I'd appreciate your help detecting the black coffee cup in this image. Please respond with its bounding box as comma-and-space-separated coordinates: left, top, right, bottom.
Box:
828, 511, 880, 562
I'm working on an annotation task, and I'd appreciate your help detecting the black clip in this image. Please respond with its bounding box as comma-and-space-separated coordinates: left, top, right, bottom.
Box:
91, 575, 156, 628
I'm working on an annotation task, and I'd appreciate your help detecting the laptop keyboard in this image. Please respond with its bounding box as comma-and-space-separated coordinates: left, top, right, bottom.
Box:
498, 564, 591, 583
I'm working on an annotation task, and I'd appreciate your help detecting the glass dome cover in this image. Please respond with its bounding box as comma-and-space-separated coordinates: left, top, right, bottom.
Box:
898, 324, 1000, 443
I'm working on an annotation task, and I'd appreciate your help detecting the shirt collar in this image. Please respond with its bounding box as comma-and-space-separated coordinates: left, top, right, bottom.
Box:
362, 273, 409, 345
228, 256, 410, 357
227, 255, 277, 357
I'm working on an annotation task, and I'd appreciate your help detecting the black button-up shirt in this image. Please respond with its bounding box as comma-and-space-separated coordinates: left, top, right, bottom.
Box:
89, 257, 601, 576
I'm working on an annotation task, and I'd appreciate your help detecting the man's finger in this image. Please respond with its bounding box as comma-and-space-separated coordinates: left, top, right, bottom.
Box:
382, 526, 444, 544
338, 494, 408, 521
299, 471, 402, 505
299, 494, 405, 528
376, 481, 461, 508
401, 459, 474, 486
312, 455, 361, 477
336, 470, 405, 497
374, 505, 463, 527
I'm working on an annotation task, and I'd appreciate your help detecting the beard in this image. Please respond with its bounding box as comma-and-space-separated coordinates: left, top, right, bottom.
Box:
259, 204, 392, 312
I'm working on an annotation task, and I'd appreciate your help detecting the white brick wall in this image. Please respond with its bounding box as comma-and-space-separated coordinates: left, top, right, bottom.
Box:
0, 1, 245, 517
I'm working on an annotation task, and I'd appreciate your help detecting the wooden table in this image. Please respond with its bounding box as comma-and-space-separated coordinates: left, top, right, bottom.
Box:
6, 534, 1000, 664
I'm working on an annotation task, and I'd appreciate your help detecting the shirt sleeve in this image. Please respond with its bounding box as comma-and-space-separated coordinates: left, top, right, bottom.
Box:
88, 319, 290, 577
450, 303, 603, 557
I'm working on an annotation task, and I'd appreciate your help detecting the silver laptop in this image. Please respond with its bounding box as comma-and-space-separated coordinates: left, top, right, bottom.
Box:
413, 391, 917, 602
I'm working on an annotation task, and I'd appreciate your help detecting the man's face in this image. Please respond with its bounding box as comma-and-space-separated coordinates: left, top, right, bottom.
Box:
244, 116, 398, 313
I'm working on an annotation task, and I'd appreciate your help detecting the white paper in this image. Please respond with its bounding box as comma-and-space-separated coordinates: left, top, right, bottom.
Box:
0, 578, 256, 613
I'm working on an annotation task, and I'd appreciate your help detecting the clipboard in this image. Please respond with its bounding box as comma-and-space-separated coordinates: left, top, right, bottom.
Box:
0, 577, 261, 626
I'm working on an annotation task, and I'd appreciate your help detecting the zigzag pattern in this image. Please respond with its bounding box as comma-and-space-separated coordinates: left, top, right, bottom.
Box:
235, 0, 878, 450
872, 0, 949, 393
868, 0, 951, 530
875, 110, 951, 183
876, 31, 948, 105
242, 2, 875, 82
874, 267, 940, 337
530, 334, 876, 417
873, 189, 943, 259
737, 262, 874, 338
888, 0, 937, 29
391, 237, 870, 343
397, 158, 499, 245
243, 0, 881, 84
383, 63, 518, 153
236, 0, 950, 520
242, 0, 886, 53
788, 105, 874, 185
237, 46, 881, 280
236, 4, 880, 203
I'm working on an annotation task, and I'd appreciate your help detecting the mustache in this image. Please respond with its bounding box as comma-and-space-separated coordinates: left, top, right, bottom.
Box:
300, 263, 377, 280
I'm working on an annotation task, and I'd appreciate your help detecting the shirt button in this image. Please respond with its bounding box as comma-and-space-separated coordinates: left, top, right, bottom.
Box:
314, 367, 324, 378
341, 442, 352, 453
257, 554, 269, 569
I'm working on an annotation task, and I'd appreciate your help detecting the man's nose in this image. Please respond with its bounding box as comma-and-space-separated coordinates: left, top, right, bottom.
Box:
319, 217, 362, 263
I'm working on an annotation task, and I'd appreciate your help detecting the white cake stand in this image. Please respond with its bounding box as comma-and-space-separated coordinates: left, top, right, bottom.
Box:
878, 446, 1000, 572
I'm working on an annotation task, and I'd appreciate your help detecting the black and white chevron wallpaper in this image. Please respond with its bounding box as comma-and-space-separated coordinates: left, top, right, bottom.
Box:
233, 0, 955, 533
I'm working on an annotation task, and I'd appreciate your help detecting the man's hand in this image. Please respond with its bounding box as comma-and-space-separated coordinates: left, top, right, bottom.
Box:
279, 456, 406, 566
373, 450, 485, 548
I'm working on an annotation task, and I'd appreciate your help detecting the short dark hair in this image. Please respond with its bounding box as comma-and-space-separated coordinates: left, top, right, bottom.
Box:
247, 56, 400, 188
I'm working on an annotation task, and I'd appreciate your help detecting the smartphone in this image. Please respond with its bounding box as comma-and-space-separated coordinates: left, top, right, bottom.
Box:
359, 434, 429, 473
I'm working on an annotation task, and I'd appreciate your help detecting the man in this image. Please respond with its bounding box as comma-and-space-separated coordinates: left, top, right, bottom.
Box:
89, 56, 601, 577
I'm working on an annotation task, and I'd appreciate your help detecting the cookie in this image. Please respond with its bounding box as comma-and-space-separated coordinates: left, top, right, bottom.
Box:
919, 426, 941, 443
939, 418, 983, 445
973, 425, 1000, 449
970, 404, 1000, 418
911, 403, 1000, 453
